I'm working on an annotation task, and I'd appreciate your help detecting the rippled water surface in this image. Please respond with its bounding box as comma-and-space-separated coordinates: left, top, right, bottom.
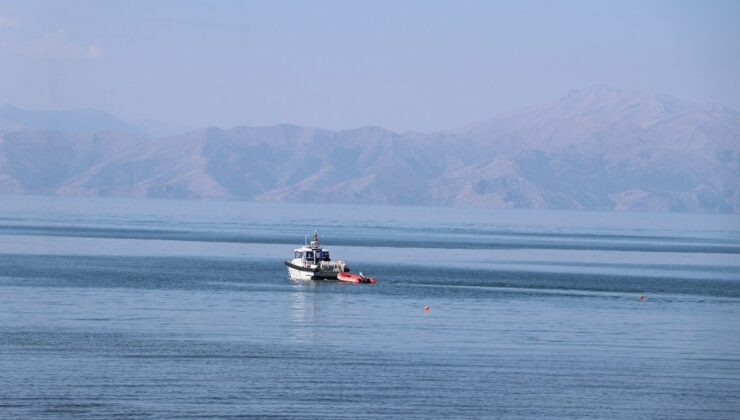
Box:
1, 196, 739, 418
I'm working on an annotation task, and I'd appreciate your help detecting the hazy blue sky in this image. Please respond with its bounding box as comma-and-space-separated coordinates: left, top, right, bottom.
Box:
1, 0, 738, 132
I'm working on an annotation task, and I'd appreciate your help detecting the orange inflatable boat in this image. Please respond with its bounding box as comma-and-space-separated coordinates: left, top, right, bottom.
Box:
337, 271, 376, 284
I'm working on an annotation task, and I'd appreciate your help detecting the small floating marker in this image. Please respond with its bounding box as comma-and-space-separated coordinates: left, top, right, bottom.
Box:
424, 306, 430, 312
639, 294, 644, 301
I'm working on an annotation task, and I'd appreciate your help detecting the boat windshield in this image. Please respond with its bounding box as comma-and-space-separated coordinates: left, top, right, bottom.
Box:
294, 251, 301, 259
305, 251, 314, 260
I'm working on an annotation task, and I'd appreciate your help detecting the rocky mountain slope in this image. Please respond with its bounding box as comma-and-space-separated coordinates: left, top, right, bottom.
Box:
1, 86, 738, 212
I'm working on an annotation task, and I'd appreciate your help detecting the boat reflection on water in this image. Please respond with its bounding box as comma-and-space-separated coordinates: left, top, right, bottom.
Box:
289, 282, 317, 344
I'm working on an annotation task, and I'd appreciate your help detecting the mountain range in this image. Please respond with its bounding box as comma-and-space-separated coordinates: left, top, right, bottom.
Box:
1, 86, 738, 213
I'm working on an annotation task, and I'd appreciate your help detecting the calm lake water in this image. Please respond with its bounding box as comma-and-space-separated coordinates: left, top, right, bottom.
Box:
1, 196, 739, 418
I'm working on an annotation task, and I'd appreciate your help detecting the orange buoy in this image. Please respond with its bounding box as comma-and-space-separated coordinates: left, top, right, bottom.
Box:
424, 306, 430, 311
639, 294, 644, 301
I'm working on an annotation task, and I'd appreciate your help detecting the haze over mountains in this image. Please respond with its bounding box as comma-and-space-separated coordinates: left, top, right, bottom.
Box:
1, 86, 738, 213
0, 104, 145, 135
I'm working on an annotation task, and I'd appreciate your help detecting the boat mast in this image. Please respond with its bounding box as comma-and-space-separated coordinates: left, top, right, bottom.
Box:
310, 229, 319, 249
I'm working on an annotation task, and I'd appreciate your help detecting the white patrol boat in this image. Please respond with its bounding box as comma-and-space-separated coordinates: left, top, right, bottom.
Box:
284, 231, 349, 280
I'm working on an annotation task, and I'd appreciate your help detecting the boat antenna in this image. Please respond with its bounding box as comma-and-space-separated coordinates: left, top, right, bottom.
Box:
304, 233, 307, 246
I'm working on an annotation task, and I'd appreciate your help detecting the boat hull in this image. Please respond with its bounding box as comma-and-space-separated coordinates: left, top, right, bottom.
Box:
284, 261, 340, 281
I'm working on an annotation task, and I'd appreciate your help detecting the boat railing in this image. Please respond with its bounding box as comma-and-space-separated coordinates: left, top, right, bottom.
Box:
319, 260, 344, 271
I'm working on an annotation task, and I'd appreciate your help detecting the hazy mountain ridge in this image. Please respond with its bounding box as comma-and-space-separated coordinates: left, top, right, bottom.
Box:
1, 87, 738, 213
0, 104, 146, 135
